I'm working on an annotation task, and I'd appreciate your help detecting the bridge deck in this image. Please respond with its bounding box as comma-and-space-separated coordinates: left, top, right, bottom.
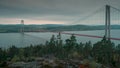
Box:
53, 32, 120, 41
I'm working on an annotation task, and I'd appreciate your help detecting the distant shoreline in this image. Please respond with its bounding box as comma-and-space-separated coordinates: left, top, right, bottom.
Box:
0, 24, 120, 33
0, 29, 119, 33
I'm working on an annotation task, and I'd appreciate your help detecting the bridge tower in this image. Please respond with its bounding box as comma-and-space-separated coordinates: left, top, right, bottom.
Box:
20, 20, 24, 34
105, 5, 111, 40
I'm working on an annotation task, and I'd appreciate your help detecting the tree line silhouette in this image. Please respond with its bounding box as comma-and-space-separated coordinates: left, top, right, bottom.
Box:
0, 34, 120, 67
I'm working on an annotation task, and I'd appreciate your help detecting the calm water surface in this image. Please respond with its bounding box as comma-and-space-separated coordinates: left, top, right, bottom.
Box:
0, 30, 120, 48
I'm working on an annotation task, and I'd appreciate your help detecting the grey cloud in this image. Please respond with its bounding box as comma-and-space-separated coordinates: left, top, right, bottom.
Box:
0, 0, 120, 23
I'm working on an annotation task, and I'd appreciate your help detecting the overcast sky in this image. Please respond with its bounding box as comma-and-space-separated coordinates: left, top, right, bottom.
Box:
0, 0, 120, 25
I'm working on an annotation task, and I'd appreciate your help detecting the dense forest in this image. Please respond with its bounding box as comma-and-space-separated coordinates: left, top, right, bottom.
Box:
0, 24, 120, 32
0, 33, 120, 68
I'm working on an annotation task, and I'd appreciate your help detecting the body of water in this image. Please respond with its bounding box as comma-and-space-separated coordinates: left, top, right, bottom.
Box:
0, 30, 120, 48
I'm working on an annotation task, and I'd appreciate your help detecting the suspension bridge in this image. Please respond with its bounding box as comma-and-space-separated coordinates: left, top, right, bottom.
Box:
20, 5, 120, 41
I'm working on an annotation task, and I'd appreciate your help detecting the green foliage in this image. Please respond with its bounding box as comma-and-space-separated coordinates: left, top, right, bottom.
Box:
7, 46, 19, 59
64, 34, 77, 53
0, 48, 7, 62
0, 34, 120, 68
83, 41, 92, 58
41, 64, 52, 68
92, 37, 115, 64
11, 55, 20, 62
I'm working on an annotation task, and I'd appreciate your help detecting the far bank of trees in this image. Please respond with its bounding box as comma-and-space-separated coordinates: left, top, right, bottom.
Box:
0, 33, 120, 67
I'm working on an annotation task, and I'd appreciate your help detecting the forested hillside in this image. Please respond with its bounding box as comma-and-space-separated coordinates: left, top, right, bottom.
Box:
0, 24, 120, 33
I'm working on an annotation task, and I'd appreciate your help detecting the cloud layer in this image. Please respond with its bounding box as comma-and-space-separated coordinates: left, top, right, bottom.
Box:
0, 0, 120, 24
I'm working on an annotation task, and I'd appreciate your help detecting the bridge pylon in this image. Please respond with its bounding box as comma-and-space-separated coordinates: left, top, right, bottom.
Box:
20, 20, 24, 34
105, 5, 111, 40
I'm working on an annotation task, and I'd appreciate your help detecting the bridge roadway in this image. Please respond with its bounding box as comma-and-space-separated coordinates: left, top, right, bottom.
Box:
52, 32, 120, 41
23, 31, 120, 41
